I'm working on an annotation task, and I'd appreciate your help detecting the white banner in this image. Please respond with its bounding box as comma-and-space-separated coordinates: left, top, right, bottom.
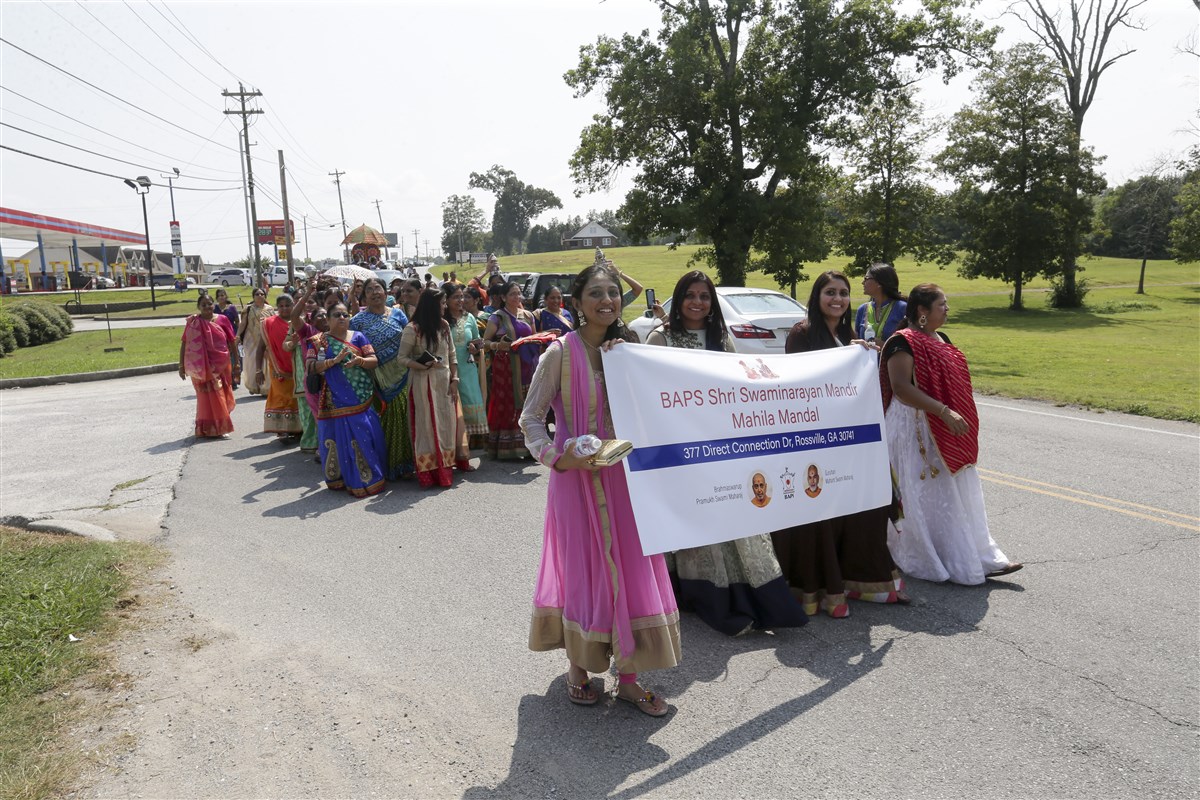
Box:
603, 343, 890, 555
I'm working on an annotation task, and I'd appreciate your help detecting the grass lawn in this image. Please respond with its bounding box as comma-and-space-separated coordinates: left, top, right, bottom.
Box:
498, 247, 1199, 422
0, 327, 181, 379
2, 287, 299, 321
0, 527, 159, 800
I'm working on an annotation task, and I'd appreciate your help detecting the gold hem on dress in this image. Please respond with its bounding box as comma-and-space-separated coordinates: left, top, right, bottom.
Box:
529, 607, 682, 675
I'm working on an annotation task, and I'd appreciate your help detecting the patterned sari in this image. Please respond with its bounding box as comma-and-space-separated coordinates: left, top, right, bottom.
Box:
398, 322, 470, 488
240, 303, 273, 395
262, 314, 301, 434
182, 314, 236, 438
288, 321, 319, 452
486, 308, 534, 459
351, 308, 414, 480
307, 332, 387, 498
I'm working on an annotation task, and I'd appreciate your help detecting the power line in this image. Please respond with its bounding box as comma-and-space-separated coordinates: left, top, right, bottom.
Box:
0, 144, 240, 191
1, 122, 242, 181
70, 0, 223, 113
153, 0, 241, 86
121, 0, 226, 91
0, 36, 241, 155
0, 86, 242, 175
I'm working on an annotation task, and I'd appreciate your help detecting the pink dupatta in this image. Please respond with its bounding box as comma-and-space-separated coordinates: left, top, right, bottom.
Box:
182, 315, 230, 382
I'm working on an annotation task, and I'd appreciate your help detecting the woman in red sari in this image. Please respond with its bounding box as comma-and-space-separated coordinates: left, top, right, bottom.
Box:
262, 292, 302, 437
178, 293, 239, 438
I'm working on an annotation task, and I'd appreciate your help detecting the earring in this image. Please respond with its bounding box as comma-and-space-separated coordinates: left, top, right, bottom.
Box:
578, 313, 587, 327
919, 314, 927, 329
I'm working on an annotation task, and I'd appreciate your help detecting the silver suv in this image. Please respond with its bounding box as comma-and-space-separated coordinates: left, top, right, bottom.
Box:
207, 268, 251, 287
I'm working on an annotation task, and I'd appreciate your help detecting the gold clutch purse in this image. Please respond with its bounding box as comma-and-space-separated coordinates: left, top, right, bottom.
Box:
589, 439, 634, 468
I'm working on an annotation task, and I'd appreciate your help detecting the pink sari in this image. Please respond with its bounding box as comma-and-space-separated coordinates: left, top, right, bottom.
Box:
182, 314, 236, 437
528, 333, 681, 674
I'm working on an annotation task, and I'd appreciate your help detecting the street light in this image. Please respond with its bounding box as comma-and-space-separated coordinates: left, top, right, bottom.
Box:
124, 175, 156, 310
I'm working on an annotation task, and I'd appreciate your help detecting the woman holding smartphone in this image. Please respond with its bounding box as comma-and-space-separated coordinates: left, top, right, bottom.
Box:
398, 288, 470, 488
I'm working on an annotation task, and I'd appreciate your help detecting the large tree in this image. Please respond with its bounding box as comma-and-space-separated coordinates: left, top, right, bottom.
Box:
937, 45, 1103, 310
1010, 0, 1148, 306
467, 166, 562, 255
1170, 146, 1200, 264
832, 88, 953, 274
566, 0, 992, 287
440, 194, 488, 258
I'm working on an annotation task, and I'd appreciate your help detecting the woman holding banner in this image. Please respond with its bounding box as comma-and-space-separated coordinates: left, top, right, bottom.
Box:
647, 271, 808, 636
520, 262, 679, 718
776, 270, 908, 619
881, 284, 1021, 584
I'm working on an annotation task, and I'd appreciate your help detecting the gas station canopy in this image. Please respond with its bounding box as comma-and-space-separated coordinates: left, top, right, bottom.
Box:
0, 207, 145, 246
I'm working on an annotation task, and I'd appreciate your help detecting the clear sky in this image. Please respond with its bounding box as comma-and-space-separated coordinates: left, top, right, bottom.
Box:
0, 0, 1195, 267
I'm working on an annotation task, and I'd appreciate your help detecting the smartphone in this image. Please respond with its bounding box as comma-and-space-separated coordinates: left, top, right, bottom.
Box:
646, 288, 656, 310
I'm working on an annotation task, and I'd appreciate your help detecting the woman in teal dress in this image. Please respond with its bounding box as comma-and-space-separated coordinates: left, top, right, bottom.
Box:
443, 283, 489, 449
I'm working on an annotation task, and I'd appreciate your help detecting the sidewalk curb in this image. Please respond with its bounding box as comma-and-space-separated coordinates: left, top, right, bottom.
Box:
0, 363, 177, 390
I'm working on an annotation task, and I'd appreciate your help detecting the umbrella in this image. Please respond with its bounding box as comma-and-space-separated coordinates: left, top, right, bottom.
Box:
341, 224, 389, 247
322, 264, 377, 282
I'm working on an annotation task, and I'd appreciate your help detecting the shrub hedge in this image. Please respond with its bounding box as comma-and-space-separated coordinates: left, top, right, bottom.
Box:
0, 303, 73, 354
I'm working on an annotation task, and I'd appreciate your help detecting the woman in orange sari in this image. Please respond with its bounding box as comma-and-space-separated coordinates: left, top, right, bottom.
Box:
262, 292, 302, 437
178, 293, 239, 438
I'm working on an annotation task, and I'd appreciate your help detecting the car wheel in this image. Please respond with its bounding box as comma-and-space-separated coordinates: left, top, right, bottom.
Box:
221, 279, 230, 286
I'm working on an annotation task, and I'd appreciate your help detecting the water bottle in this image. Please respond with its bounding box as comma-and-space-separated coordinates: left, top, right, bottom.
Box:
569, 435, 602, 456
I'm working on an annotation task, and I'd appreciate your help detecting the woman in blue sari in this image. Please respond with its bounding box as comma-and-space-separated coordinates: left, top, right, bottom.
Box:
306, 302, 387, 498
350, 277, 415, 480
535, 285, 574, 338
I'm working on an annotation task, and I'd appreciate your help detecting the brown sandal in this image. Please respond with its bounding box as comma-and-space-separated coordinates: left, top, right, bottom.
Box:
986, 562, 1024, 578
566, 675, 603, 706
616, 688, 669, 717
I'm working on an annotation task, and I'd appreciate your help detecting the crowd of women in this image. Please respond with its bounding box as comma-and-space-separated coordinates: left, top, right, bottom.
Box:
179, 257, 1021, 717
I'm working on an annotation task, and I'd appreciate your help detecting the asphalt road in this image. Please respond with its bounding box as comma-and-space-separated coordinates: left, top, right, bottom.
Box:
2, 375, 1196, 798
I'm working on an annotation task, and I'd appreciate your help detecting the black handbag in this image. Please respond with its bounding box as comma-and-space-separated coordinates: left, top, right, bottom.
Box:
305, 372, 323, 394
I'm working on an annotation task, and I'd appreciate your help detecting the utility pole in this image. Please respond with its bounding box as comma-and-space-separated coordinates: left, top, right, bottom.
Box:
237, 129, 253, 262
302, 214, 309, 263
278, 150, 295, 285
412, 228, 420, 262
372, 199, 390, 261
330, 169, 348, 263
223, 84, 264, 286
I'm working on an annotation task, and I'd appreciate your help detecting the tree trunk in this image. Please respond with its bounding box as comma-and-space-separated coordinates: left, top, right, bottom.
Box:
1137, 256, 1147, 294
1012, 274, 1024, 310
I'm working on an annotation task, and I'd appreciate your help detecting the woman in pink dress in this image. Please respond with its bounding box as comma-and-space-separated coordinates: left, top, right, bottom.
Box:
520, 262, 680, 717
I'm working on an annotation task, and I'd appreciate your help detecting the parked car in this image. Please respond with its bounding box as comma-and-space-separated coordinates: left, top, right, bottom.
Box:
516, 272, 577, 312
90, 274, 116, 289
627, 286, 807, 355
207, 268, 252, 287
266, 266, 293, 286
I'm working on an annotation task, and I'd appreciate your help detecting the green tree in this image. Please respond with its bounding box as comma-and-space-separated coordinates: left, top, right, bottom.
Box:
440, 194, 488, 258
467, 166, 563, 255
1170, 148, 1200, 264
1093, 171, 1182, 292
937, 45, 1103, 310
751, 165, 834, 298
1010, 0, 1148, 306
234, 254, 271, 271
832, 89, 954, 274
566, 0, 992, 287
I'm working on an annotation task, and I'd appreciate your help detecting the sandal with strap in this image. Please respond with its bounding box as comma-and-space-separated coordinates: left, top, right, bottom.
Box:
616, 688, 670, 718
566, 675, 603, 706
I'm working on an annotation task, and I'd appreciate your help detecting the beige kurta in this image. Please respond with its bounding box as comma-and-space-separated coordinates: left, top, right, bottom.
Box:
398, 322, 468, 474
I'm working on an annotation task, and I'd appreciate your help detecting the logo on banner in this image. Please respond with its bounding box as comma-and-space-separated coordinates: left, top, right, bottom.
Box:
780, 467, 796, 499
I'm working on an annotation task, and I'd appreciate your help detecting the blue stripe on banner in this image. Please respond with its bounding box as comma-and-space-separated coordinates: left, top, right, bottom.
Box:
626, 424, 882, 472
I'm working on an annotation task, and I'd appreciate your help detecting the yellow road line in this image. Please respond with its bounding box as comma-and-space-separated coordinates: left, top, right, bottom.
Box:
979, 474, 1200, 532
979, 468, 1200, 523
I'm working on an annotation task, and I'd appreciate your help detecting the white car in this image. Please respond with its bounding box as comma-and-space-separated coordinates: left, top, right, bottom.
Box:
627, 286, 807, 355
207, 268, 252, 287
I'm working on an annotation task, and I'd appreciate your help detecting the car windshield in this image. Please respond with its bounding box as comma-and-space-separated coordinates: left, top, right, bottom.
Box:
723, 292, 805, 315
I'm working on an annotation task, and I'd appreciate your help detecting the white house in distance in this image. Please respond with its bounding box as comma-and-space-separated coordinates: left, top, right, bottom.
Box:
561, 220, 618, 250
